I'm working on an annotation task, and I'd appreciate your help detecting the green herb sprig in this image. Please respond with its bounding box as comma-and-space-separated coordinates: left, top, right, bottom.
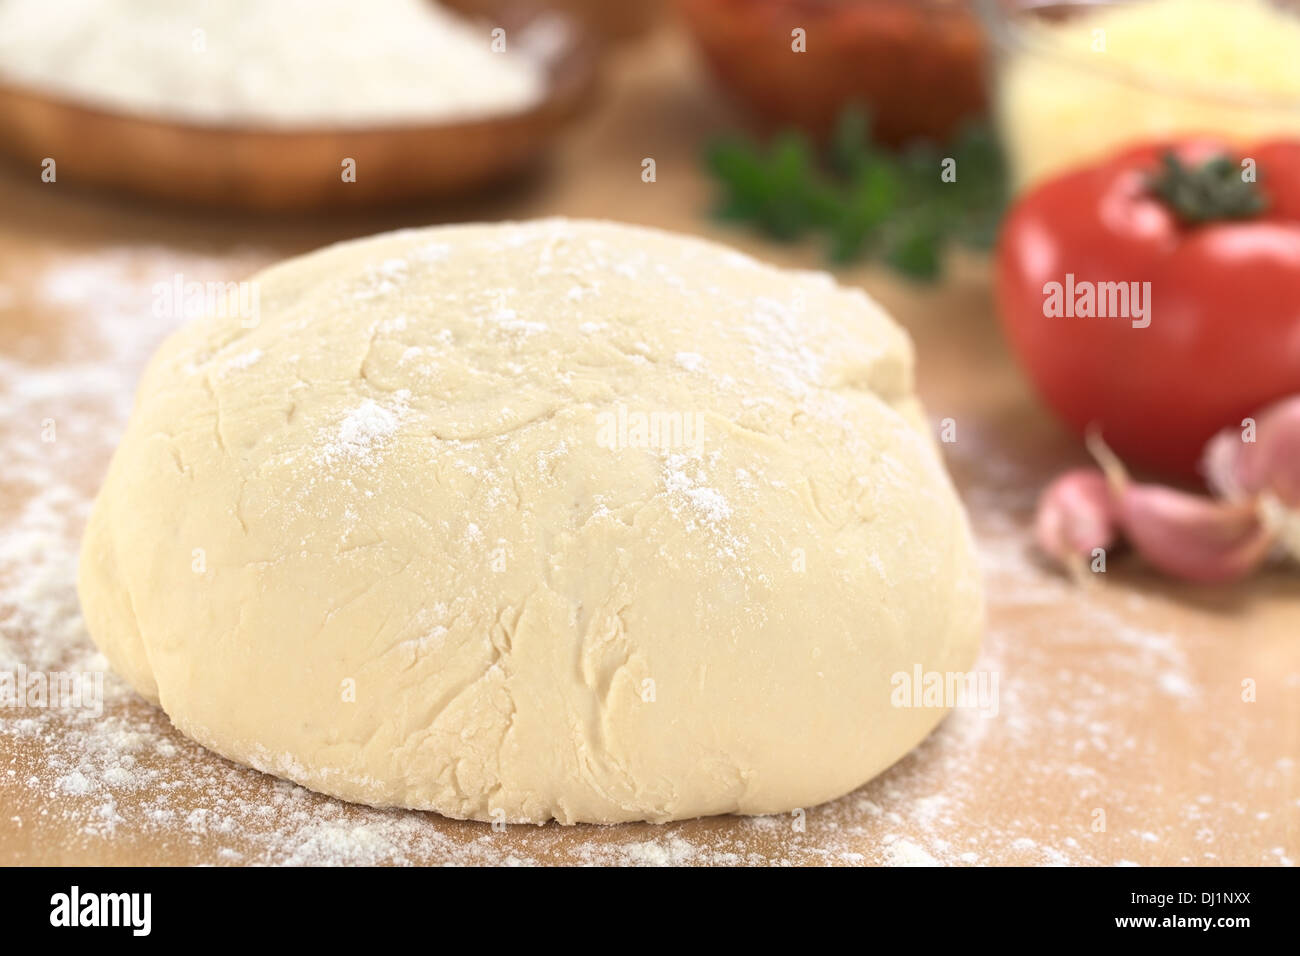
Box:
704, 108, 1007, 280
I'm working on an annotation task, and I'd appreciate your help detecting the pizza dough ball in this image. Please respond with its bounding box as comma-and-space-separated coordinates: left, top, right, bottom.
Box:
78, 219, 983, 824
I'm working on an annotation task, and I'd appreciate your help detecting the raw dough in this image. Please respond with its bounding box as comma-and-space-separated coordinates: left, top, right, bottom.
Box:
78, 219, 983, 824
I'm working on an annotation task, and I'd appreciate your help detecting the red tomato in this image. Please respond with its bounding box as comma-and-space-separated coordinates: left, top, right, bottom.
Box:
996, 140, 1300, 479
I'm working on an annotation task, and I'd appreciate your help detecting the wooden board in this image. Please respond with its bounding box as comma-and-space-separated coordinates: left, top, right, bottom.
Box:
0, 26, 1295, 866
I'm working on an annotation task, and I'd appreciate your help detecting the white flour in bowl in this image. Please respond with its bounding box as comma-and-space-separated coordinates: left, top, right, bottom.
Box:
0, 0, 548, 126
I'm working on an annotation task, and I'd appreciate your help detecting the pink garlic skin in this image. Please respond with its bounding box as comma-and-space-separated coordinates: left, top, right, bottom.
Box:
1203, 396, 1300, 508
1112, 484, 1275, 584
1034, 468, 1116, 572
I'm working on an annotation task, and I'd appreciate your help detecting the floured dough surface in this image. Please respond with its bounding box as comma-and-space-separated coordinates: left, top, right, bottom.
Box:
78, 219, 983, 824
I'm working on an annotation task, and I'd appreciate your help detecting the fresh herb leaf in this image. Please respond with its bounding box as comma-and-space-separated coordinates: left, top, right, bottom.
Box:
703, 107, 1007, 280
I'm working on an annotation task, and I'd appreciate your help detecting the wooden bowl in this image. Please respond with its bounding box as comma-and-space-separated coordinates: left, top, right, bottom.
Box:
0, 4, 598, 211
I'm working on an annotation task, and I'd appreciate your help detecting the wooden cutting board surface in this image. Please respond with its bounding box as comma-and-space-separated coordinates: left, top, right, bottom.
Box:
0, 28, 1295, 866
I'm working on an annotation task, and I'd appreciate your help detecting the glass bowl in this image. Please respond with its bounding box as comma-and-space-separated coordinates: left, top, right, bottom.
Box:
677, 0, 988, 145
977, 0, 1300, 189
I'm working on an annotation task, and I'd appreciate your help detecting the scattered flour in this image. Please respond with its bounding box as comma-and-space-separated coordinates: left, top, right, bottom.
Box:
663, 455, 733, 527
319, 392, 408, 466
220, 347, 262, 377
674, 351, 705, 373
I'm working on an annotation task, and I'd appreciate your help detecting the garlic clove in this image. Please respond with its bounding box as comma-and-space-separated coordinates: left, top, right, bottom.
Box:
1113, 485, 1275, 583
1089, 428, 1275, 583
1259, 491, 1300, 561
1202, 395, 1300, 562
1202, 395, 1300, 508
1202, 427, 1250, 502
1034, 467, 1116, 578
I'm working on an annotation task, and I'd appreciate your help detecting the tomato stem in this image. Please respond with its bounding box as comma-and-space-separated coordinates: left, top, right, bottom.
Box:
1147, 151, 1268, 224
